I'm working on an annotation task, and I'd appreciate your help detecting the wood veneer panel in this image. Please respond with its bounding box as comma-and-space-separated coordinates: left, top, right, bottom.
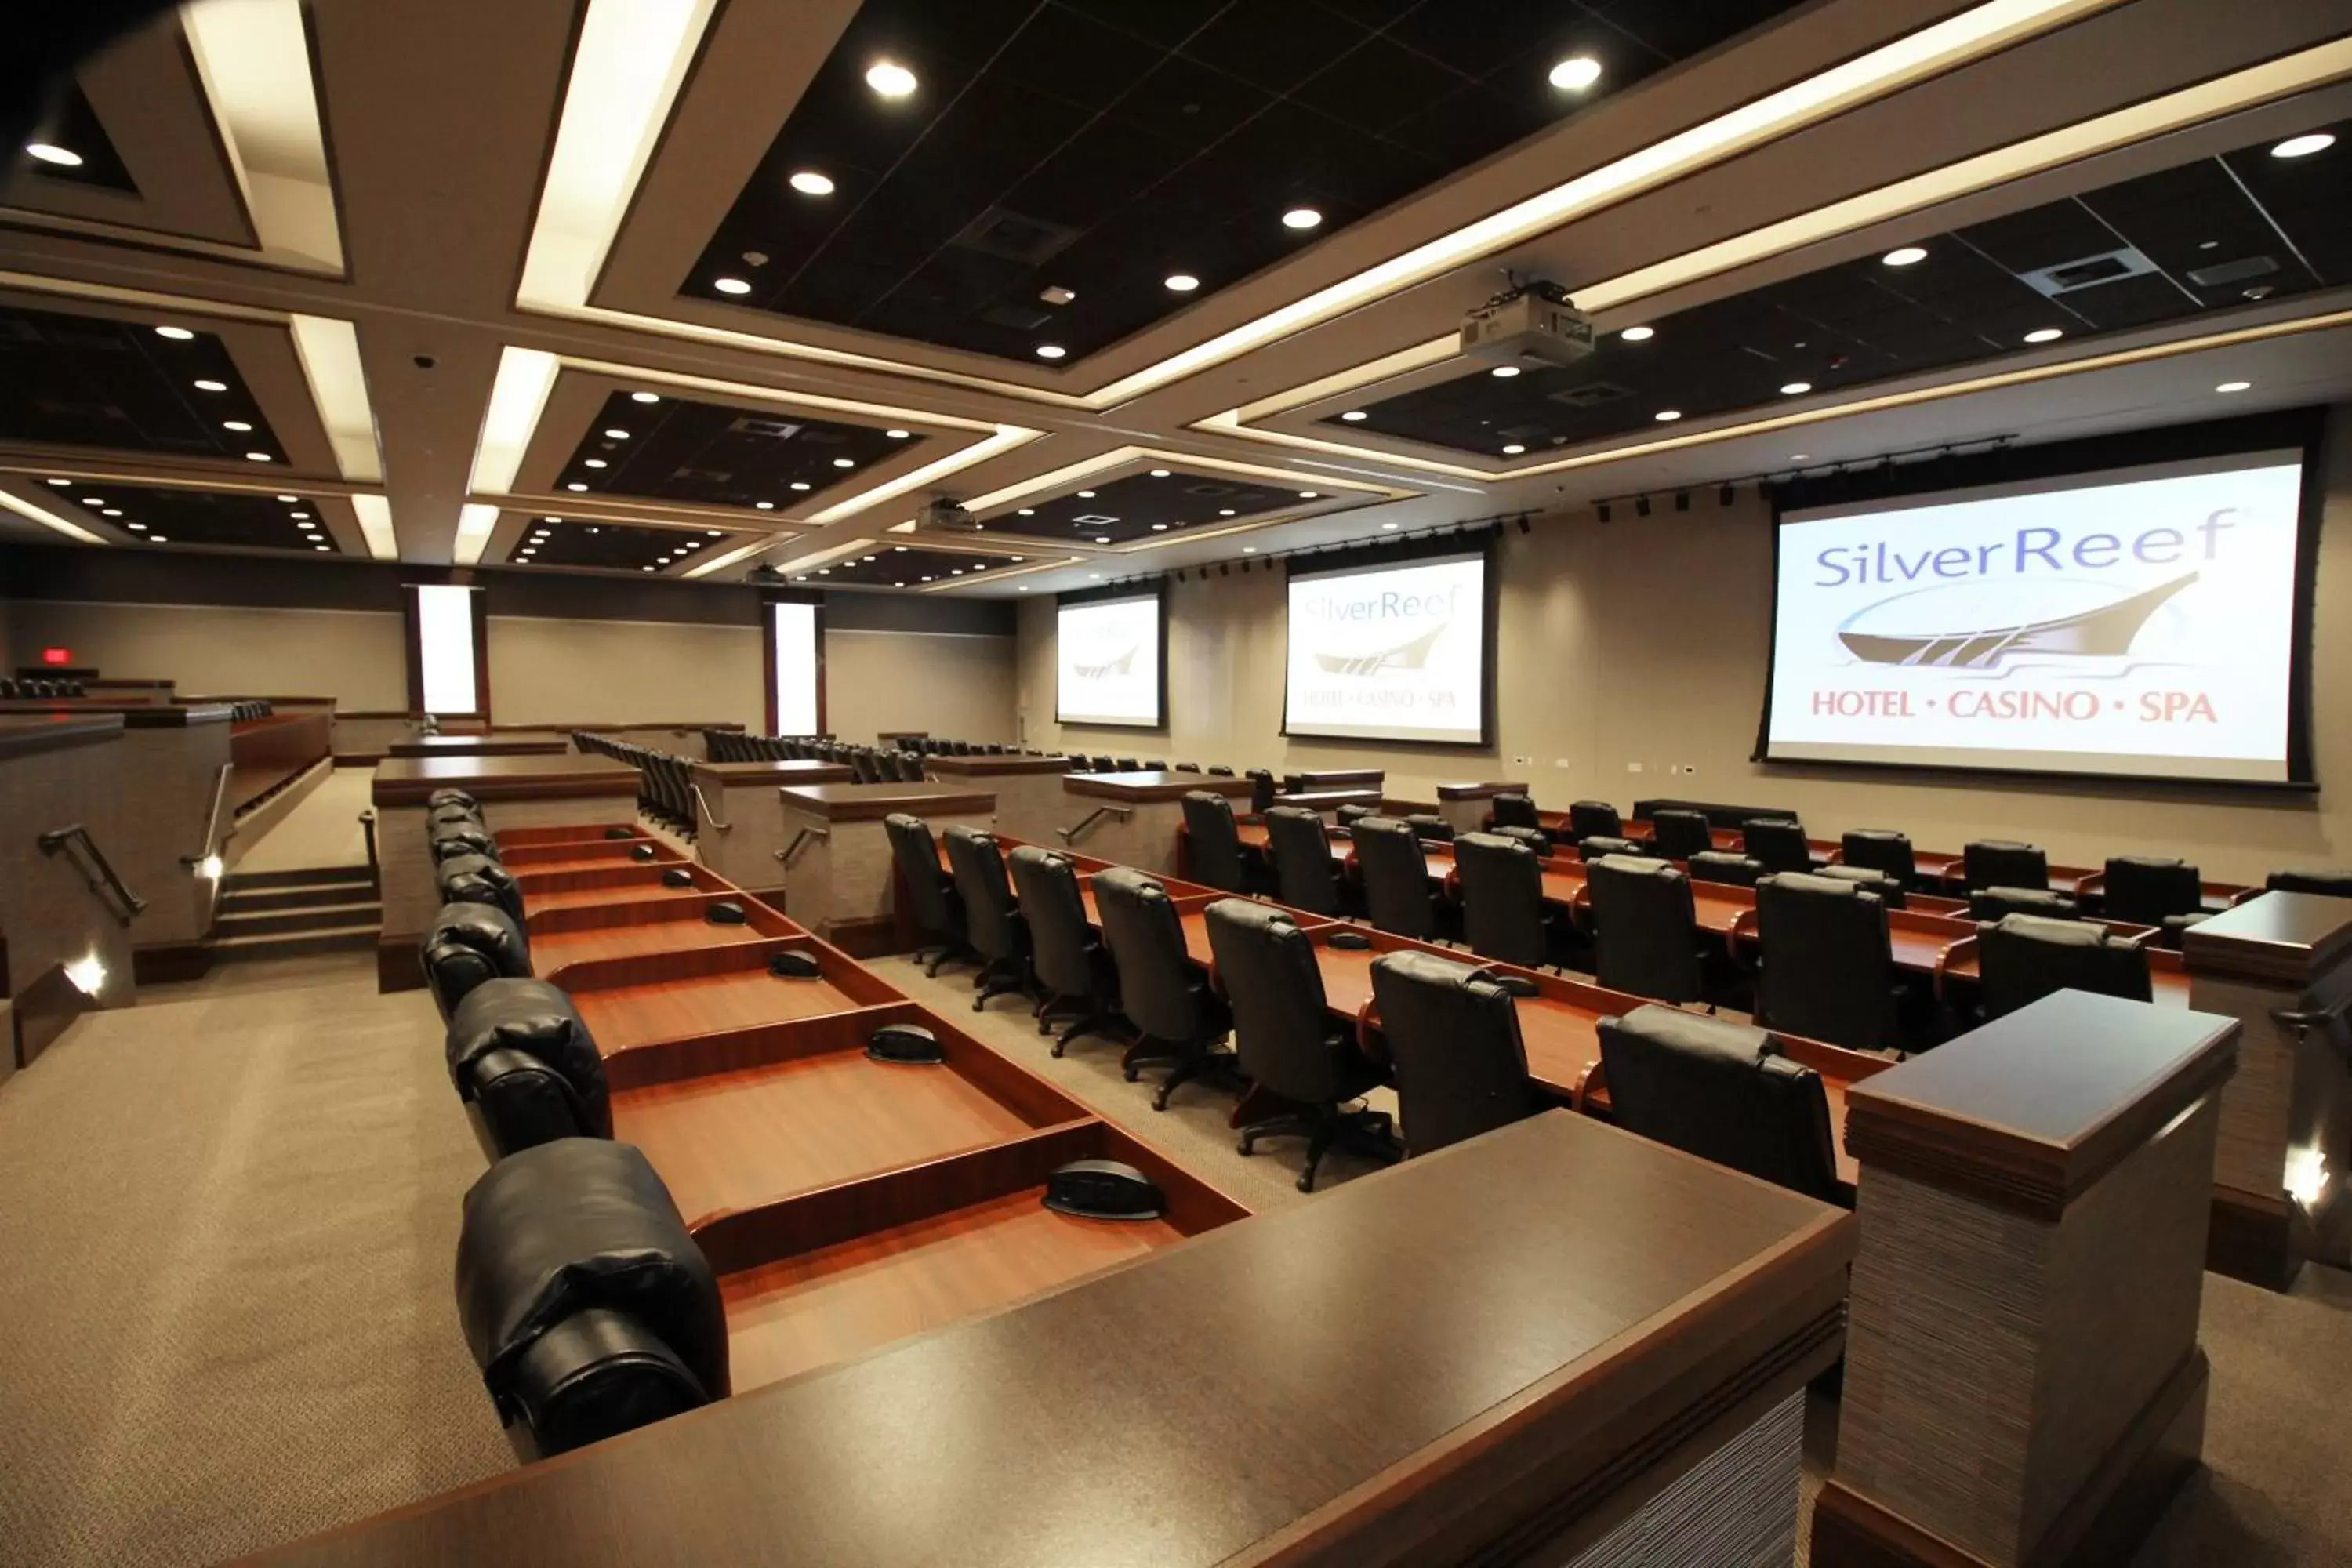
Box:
526, 891, 794, 938
498, 822, 644, 848
530, 919, 770, 974
514, 860, 715, 898
500, 839, 680, 868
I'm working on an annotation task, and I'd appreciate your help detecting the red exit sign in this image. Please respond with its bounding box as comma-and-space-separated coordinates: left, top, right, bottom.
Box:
40, 647, 71, 666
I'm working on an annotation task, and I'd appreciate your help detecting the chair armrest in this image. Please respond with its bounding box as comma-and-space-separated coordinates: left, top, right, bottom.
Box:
1571, 1056, 1605, 1112
1933, 933, 1979, 1004
1353, 995, 1384, 1065
1725, 906, 1759, 962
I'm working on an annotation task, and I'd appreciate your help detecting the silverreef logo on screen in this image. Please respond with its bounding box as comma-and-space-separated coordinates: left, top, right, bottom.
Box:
1298, 579, 1463, 673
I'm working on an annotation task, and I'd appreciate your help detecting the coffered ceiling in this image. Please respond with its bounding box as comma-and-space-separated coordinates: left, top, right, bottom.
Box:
2, 0, 2348, 595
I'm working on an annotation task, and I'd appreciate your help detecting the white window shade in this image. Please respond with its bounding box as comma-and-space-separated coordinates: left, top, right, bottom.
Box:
415, 584, 481, 714
771, 601, 821, 734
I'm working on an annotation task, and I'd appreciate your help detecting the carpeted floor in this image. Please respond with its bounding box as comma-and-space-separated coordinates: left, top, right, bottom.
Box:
0, 948, 2347, 1566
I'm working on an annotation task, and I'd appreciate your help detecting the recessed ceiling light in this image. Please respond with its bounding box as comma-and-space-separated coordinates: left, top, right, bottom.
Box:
1094, 535, 1110, 543
2216, 380, 2252, 394
1009, 555, 1024, 562
1621, 325, 1655, 342
1218, 508, 1236, 516
1088, 573, 1101, 580
81, 496, 103, 506
1779, 381, 1812, 395
1490, 365, 1520, 379
1243, 546, 1258, 554
1164, 273, 1200, 292
154, 325, 194, 341
862, 554, 877, 562
756, 500, 775, 510
1791, 454, 1811, 462
788, 169, 835, 195
2023, 328, 2064, 343
1298, 490, 1319, 498
1017, 506, 1034, 515
1501, 444, 1525, 455
832, 457, 855, 469
282, 495, 302, 503
290, 510, 310, 519
894, 545, 908, 552
1282, 207, 1323, 230
24, 143, 82, 167
790, 481, 811, 491
194, 379, 227, 392
313, 543, 330, 552
149, 535, 167, 543
245, 452, 272, 462
920, 575, 933, 583
1381, 521, 1398, 531
583, 459, 607, 469
1076, 489, 1095, 498
866, 60, 916, 98
102, 508, 122, 517
1148, 468, 1170, 477
45, 477, 68, 486
1881, 245, 1928, 267
1150, 523, 1168, 532
642, 565, 655, 572
1035, 343, 1066, 360
2271, 132, 2336, 158
566, 481, 588, 492
603, 428, 630, 439
1654, 409, 1682, 422
1548, 56, 1602, 91
886, 428, 910, 439
631, 390, 659, 403
126, 521, 146, 531
704, 529, 723, 539
223, 419, 253, 431
950, 568, 964, 575
713, 277, 753, 296
1340, 410, 1367, 421
1039, 285, 1075, 306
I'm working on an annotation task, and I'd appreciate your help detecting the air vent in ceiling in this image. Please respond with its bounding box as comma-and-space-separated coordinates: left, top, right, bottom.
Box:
952, 207, 1080, 267
2185, 254, 2279, 289
2017, 246, 2157, 297
1182, 481, 1240, 498
728, 416, 803, 439
1499, 424, 1550, 441
1071, 513, 1119, 526
981, 303, 1054, 331
671, 466, 733, 485
1546, 381, 1634, 408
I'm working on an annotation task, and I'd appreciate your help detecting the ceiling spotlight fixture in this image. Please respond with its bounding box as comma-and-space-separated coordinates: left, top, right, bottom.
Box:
886, 428, 910, 439
788, 169, 835, 196
1076, 489, 1095, 498
642, 565, 655, 572
756, 500, 775, 510
1297, 490, 1318, 498
1150, 523, 1168, 532
1016, 506, 1034, 515
223, 419, 253, 431
1147, 468, 1171, 478
102, 508, 122, 517
583, 459, 608, 469
45, 477, 68, 486
1490, 365, 1520, 379
603, 428, 630, 439
290, 510, 310, 519
1034, 343, 1067, 360
631, 390, 659, 403
194, 379, 227, 392
2023, 328, 2064, 344
566, 481, 589, 492
713, 277, 753, 296
245, 452, 272, 462
2216, 380, 2252, 394
149, 535, 168, 543
283, 495, 303, 503
893, 545, 908, 552
1339, 410, 1367, 421
1548, 56, 1602, 91
1038, 285, 1076, 306
24, 143, 82, 166
313, 543, 330, 553
866, 60, 917, 98
832, 457, 855, 468
790, 481, 811, 491
1243, 546, 1258, 554
154, 325, 195, 341
1163, 273, 1200, 293
1881, 245, 1928, 267
1094, 535, 1110, 544
126, 521, 146, 531
1620, 325, 1654, 342
2271, 132, 2336, 158
1778, 382, 1812, 396
1381, 521, 1399, 531
1790, 454, 1810, 463
1653, 409, 1682, 423
1281, 207, 1322, 230
80, 496, 103, 506
1218, 508, 1236, 517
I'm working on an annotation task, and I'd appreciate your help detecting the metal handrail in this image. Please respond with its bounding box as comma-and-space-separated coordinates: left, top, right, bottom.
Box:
2276, 995, 2352, 1065
179, 760, 234, 871
39, 823, 147, 927
776, 826, 829, 866
691, 782, 731, 832
1056, 804, 1133, 845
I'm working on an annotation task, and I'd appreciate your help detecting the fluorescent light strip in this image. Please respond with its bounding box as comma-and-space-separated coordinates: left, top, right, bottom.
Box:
452, 501, 500, 566
350, 493, 398, 561
960, 445, 1406, 520
518, 0, 719, 308
682, 535, 777, 579
560, 354, 1007, 435
803, 426, 1042, 524
289, 314, 383, 481
0, 488, 107, 544
916, 555, 1082, 590
180, 0, 343, 272
467, 347, 561, 495
771, 539, 881, 574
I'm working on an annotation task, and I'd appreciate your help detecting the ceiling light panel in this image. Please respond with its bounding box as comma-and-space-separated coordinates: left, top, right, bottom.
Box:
510, 515, 737, 571
0, 302, 289, 463
545, 388, 928, 510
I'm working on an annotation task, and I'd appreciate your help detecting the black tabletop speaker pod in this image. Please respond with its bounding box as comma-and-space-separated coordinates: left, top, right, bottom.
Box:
705, 900, 748, 926
767, 950, 822, 980
866, 1024, 945, 1065
661, 867, 695, 888
1327, 930, 1373, 952
1043, 1160, 1165, 1221
630, 844, 657, 862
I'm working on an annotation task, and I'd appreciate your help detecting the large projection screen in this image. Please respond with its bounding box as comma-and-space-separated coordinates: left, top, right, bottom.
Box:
1759, 449, 2312, 784
1284, 546, 1490, 746
1056, 590, 1163, 728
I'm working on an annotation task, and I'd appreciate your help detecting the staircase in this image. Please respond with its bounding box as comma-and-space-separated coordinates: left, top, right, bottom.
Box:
210, 865, 381, 961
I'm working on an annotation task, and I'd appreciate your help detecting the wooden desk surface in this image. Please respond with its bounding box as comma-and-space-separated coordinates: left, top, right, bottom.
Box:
690, 758, 855, 785
531, 916, 772, 973
2182, 890, 2352, 985
779, 780, 996, 820
387, 735, 569, 757
922, 753, 1077, 777
256, 1111, 1852, 1568
0, 712, 122, 759
1065, 769, 1252, 802
372, 753, 640, 806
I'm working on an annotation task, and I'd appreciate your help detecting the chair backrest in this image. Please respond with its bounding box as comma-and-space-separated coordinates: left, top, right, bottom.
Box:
1247, 768, 1276, 812
1334, 803, 1372, 829
1370, 950, 1540, 1157
1597, 1005, 1839, 1202
1207, 764, 1236, 778
1351, 815, 1436, 940
884, 813, 962, 938
1203, 900, 1343, 1102
422, 901, 533, 1023
1094, 868, 1214, 1044
1490, 824, 1552, 856
1969, 886, 2078, 923
1685, 851, 1764, 888
2268, 867, 2352, 898
437, 852, 525, 925
1403, 813, 1454, 844
1587, 854, 1703, 1004
1490, 793, 1541, 830
445, 977, 612, 1153
1264, 805, 1341, 915
1979, 913, 2151, 1018
943, 826, 1025, 964
1648, 808, 1713, 861
1839, 829, 1915, 884
1578, 833, 1657, 863
1568, 800, 1622, 839
1454, 831, 1547, 968
1007, 847, 1100, 999
2102, 856, 2202, 924
1813, 864, 1906, 909
1741, 818, 1812, 874
1181, 790, 1250, 893
1755, 872, 1895, 1050
1964, 839, 2049, 891
1174, 761, 1200, 772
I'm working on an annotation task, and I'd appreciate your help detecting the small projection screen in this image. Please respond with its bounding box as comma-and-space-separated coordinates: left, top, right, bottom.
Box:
1759, 447, 2315, 784
1055, 587, 1165, 728
1283, 541, 1494, 746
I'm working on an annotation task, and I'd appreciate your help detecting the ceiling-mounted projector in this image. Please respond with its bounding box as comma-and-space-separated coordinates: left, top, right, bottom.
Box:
1459, 280, 1593, 369
916, 497, 978, 532
746, 563, 788, 583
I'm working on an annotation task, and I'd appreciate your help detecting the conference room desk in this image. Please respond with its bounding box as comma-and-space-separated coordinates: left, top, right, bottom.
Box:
778, 780, 996, 954
688, 757, 856, 895
257, 1109, 1852, 1568
1058, 769, 1253, 874
920, 750, 1075, 844
1271, 785, 1384, 816
386, 734, 568, 758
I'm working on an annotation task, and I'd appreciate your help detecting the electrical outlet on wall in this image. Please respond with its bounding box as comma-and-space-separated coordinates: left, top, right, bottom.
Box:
1512, 754, 1533, 765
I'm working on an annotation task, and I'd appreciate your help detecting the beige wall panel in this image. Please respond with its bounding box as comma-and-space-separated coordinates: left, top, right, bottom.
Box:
5, 601, 408, 709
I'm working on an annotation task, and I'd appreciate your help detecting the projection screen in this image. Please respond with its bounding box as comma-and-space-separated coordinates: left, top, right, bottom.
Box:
1056, 590, 1163, 728
1283, 546, 1491, 746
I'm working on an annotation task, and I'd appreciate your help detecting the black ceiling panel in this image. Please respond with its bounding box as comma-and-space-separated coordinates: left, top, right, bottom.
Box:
37, 482, 339, 554
982, 466, 1308, 544
554, 390, 924, 509
0, 303, 287, 461
794, 543, 1036, 587
16, 85, 138, 194
688, 0, 1806, 362
1341, 121, 2351, 457
507, 517, 735, 572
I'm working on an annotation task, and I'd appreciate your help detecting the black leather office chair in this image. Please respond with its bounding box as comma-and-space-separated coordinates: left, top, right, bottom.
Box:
1490, 824, 1552, 857
1585, 854, 1706, 1005
943, 826, 1030, 1011
1403, 813, 1454, 844
1247, 768, 1276, 813
1814, 863, 1907, 909
1090, 754, 1116, 773
430, 822, 500, 864
1115, 757, 1142, 772
1370, 950, 1541, 1157
884, 813, 971, 976
1649, 808, 1714, 861
2268, 867, 2352, 898
437, 852, 525, 925
1963, 840, 2049, 892
1264, 805, 1343, 916
1490, 793, 1542, 833
2101, 856, 2206, 944
426, 788, 481, 813
1686, 851, 1765, 889
1007, 847, 1119, 1051
445, 978, 611, 1159
1842, 829, 1918, 887
1173, 761, 1200, 772
1334, 804, 1373, 829
1978, 914, 2152, 1019
1181, 789, 1252, 894
1578, 833, 1658, 863
1351, 815, 1439, 941
1596, 1005, 1841, 1203
1742, 818, 1813, 875
1093, 867, 1232, 1108
422, 902, 534, 1023
1969, 886, 2078, 923
1207, 764, 1236, 778
1568, 800, 1622, 840
1205, 901, 1395, 1191
1754, 872, 1898, 1050
455, 1138, 727, 1457
1454, 831, 1556, 969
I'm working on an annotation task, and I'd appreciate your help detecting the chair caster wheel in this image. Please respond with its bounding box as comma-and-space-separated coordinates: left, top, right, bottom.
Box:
1236, 1137, 1255, 1156
1050, 1042, 1067, 1058
971, 996, 986, 1012
1296, 1173, 1316, 1194
1123, 1067, 1140, 1082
